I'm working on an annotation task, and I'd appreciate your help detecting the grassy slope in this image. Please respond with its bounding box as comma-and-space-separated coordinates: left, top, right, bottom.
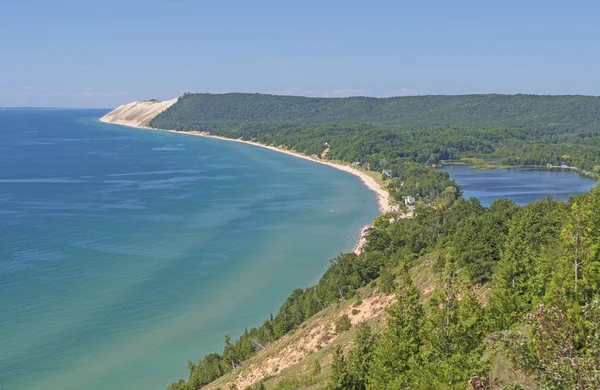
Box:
202, 286, 393, 390
203, 256, 442, 390
203, 253, 534, 390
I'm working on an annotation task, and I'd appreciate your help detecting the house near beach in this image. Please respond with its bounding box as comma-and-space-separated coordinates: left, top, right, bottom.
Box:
382, 169, 393, 178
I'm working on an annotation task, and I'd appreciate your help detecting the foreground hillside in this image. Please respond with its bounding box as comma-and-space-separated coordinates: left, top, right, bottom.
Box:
199, 258, 439, 390
169, 190, 600, 390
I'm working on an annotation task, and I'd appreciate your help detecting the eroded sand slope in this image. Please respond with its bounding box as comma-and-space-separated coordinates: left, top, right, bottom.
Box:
100, 98, 178, 127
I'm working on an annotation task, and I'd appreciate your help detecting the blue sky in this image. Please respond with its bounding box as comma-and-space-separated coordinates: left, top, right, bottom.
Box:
1, 0, 599, 107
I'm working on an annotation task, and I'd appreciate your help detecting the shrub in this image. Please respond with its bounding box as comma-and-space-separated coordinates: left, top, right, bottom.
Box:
335, 314, 352, 333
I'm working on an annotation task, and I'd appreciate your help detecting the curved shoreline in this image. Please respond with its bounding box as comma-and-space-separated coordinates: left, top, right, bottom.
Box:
99, 119, 394, 253
183, 131, 391, 213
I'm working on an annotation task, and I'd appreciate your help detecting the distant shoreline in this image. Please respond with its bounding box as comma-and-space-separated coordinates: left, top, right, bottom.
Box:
441, 158, 599, 181
98, 117, 394, 254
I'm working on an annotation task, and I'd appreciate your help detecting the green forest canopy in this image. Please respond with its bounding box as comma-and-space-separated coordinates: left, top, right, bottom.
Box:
151, 93, 600, 173
153, 93, 600, 131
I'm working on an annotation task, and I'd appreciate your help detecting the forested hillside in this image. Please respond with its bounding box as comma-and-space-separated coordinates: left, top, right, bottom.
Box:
169, 190, 600, 390
152, 93, 600, 131
151, 93, 600, 173
157, 93, 600, 389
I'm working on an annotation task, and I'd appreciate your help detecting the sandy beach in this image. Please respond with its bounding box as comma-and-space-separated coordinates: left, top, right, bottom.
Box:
99, 113, 393, 254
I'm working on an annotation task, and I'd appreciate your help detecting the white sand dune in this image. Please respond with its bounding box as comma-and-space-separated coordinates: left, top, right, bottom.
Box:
100, 98, 178, 127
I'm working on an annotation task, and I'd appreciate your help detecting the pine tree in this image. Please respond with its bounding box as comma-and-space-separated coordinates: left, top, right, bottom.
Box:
487, 226, 535, 330
347, 324, 374, 389
368, 266, 424, 389
506, 299, 600, 389
416, 259, 487, 389
548, 196, 598, 308
377, 266, 395, 293
328, 345, 350, 390
488, 199, 564, 330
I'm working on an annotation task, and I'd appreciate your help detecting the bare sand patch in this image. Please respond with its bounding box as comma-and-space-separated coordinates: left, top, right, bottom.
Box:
99, 98, 178, 127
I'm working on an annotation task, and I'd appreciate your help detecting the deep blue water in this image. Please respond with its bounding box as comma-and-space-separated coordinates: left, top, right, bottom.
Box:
0, 110, 379, 390
441, 165, 596, 207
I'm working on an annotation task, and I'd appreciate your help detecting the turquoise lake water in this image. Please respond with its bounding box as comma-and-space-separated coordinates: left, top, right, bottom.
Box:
0, 110, 379, 389
440, 165, 596, 206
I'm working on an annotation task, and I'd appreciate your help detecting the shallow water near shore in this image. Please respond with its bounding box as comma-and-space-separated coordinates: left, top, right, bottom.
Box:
0, 110, 378, 390
440, 165, 596, 206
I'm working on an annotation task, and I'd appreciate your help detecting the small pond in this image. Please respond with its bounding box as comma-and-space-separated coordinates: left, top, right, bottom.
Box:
440, 165, 596, 207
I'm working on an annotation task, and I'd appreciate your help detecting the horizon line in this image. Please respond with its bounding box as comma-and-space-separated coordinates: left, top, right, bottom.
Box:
3, 91, 600, 110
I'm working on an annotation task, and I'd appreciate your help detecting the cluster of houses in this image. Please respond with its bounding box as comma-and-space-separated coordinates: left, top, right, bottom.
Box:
546, 161, 568, 169
352, 161, 371, 170
380, 169, 417, 213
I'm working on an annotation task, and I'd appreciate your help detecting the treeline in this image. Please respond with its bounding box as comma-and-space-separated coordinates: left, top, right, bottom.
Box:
151, 93, 600, 173
152, 93, 600, 132
498, 143, 600, 173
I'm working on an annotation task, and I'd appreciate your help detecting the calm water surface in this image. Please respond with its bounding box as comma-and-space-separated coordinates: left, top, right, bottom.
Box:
441, 165, 596, 206
0, 110, 378, 389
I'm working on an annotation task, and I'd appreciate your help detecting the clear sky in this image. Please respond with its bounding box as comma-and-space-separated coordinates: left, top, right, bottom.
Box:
1, 0, 599, 108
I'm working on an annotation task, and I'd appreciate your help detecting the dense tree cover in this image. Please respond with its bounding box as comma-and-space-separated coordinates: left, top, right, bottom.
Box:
385, 161, 459, 204
151, 93, 600, 172
153, 93, 600, 132
329, 260, 489, 390
168, 187, 600, 389
327, 189, 600, 390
